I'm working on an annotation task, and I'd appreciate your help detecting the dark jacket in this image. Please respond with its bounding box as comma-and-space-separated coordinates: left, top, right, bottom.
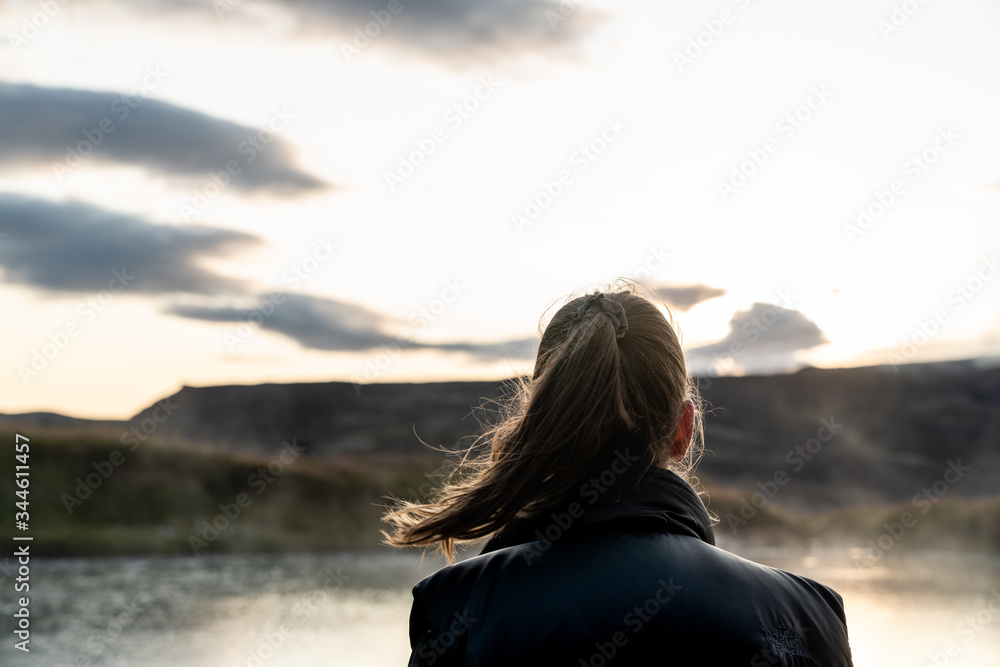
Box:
407, 464, 853, 666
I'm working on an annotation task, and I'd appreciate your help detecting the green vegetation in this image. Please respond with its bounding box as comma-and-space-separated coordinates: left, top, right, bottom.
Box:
2, 435, 997, 557
1, 435, 440, 557
705, 483, 1000, 553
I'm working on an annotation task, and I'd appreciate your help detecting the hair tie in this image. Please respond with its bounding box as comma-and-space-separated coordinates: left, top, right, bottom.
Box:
567, 293, 628, 340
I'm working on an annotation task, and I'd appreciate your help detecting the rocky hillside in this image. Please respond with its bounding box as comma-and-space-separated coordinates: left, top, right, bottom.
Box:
6, 358, 999, 511
695, 359, 1000, 508
117, 358, 1000, 510
128, 379, 515, 455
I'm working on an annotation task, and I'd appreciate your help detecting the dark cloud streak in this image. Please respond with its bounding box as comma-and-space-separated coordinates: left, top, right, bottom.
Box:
287, 0, 593, 58
0, 82, 326, 194
166, 292, 538, 360
654, 283, 726, 312
0, 195, 260, 294
74, 0, 597, 61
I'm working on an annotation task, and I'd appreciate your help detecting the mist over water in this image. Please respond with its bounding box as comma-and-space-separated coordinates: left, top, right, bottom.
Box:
4, 548, 998, 667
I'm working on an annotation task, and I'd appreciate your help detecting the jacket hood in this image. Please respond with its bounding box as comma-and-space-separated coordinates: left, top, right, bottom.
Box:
480, 465, 716, 555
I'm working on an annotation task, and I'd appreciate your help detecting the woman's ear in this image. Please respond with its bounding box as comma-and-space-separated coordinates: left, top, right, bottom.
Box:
670, 400, 695, 461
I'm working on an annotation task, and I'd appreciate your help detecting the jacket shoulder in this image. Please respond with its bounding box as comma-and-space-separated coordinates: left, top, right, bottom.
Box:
410, 531, 852, 666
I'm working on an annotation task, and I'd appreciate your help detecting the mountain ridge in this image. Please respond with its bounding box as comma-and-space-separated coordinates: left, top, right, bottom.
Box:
5, 358, 998, 511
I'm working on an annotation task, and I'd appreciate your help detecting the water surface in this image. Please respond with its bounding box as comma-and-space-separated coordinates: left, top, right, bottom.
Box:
3, 547, 998, 666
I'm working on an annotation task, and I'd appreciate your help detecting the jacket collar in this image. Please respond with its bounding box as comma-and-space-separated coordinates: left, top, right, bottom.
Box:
480, 465, 716, 555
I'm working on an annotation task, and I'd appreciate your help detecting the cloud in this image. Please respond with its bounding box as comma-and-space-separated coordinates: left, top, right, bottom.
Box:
686, 302, 829, 375
654, 283, 726, 312
166, 292, 537, 360
0, 194, 261, 294
0, 82, 326, 194
71, 0, 598, 61
286, 0, 596, 57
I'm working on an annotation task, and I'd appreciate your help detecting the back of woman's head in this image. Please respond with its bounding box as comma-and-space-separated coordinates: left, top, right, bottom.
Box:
384, 279, 704, 560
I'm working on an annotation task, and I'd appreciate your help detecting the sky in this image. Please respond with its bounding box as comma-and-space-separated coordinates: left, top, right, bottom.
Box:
1, 0, 999, 420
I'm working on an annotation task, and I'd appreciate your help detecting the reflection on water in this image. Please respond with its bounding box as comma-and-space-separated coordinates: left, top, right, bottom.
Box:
3, 547, 999, 666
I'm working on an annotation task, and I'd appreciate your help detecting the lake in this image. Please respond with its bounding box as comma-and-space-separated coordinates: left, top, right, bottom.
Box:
3, 547, 999, 666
